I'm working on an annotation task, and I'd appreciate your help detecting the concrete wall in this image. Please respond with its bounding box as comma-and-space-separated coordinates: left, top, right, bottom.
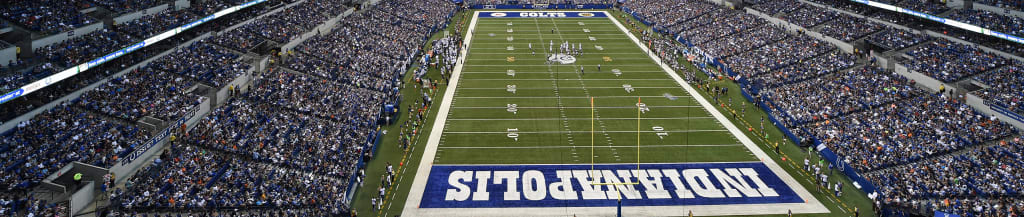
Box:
215, 71, 251, 106
947, 0, 966, 8
31, 22, 105, 51
893, 62, 950, 93
113, 4, 171, 25
70, 182, 95, 216
966, 93, 1024, 130
870, 50, 892, 70
0, 43, 15, 67
175, 0, 192, 10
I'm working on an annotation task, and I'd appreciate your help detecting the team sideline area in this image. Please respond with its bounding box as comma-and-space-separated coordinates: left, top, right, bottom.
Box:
1, 0, 1023, 217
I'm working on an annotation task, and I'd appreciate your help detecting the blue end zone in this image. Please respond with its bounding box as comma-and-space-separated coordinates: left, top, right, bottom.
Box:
420, 162, 803, 208
480, 12, 607, 18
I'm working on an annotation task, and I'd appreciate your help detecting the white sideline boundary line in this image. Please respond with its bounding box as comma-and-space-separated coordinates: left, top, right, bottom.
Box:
403, 11, 829, 217
402, 10, 480, 217
438, 144, 744, 149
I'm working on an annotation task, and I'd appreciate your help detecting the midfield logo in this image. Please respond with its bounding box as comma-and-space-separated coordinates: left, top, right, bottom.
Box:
519, 12, 567, 18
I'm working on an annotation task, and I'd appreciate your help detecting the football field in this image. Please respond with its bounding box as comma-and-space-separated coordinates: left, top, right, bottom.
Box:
402, 11, 828, 216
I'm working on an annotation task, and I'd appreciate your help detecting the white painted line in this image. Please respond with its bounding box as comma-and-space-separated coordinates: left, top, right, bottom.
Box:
446, 117, 714, 121
456, 86, 682, 89
438, 144, 744, 149
451, 106, 700, 109
402, 10, 480, 216
467, 53, 652, 55
462, 63, 647, 66
403, 11, 829, 217
444, 130, 728, 134
604, 9, 830, 215
461, 78, 671, 81
454, 95, 681, 98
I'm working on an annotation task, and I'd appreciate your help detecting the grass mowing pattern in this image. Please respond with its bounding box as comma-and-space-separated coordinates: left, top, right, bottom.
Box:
434, 16, 757, 165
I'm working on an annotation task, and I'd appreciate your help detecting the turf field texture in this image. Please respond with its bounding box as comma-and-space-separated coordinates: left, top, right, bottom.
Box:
434, 16, 757, 165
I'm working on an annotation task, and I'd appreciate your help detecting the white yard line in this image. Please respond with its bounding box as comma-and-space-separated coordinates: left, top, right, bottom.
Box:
601, 9, 830, 216
454, 95, 683, 98
471, 42, 635, 45
447, 117, 714, 121
456, 86, 685, 89
402, 10, 481, 216
403, 11, 829, 217
451, 106, 700, 109
438, 144, 744, 149
462, 63, 651, 66
467, 53, 649, 55
443, 130, 728, 134
460, 78, 671, 80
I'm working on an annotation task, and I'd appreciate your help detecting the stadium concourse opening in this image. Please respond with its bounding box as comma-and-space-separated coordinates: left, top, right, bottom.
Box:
400, 11, 827, 217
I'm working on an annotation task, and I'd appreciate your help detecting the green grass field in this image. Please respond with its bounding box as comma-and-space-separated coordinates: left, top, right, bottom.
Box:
354, 10, 878, 217
434, 16, 757, 166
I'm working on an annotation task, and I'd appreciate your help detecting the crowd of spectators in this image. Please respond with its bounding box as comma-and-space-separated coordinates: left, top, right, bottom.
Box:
26, 2, 257, 81
0, 103, 148, 191
750, 0, 804, 16
117, 9, 201, 39
973, 64, 1023, 116
747, 50, 856, 92
681, 13, 765, 46
902, 38, 1011, 83
252, 69, 386, 124
761, 66, 920, 128
1, 192, 68, 217
782, 4, 840, 28
807, 93, 1015, 172
628, 0, 720, 34
211, 27, 267, 52
107, 0, 456, 215
465, 0, 614, 5
286, 0, 455, 92
35, 29, 137, 68
0, 0, 97, 35
975, 0, 1024, 11
73, 66, 205, 122
819, 13, 885, 42
90, 0, 161, 13
866, 136, 1024, 217
806, 0, 874, 14
240, 0, 352, 44
727, 34, 835, 78
625, 0, 1024, 215
113, 144, 348, 215
0, 63, 56, 95
866, 27, 931, 50
947, 9, 1024, 37
148, 40, 249, 88
697, 24, 786, 58
889, 0, 951, 14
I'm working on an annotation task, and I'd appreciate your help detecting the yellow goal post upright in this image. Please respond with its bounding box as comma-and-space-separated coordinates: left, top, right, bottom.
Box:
588, 97, 641, 202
